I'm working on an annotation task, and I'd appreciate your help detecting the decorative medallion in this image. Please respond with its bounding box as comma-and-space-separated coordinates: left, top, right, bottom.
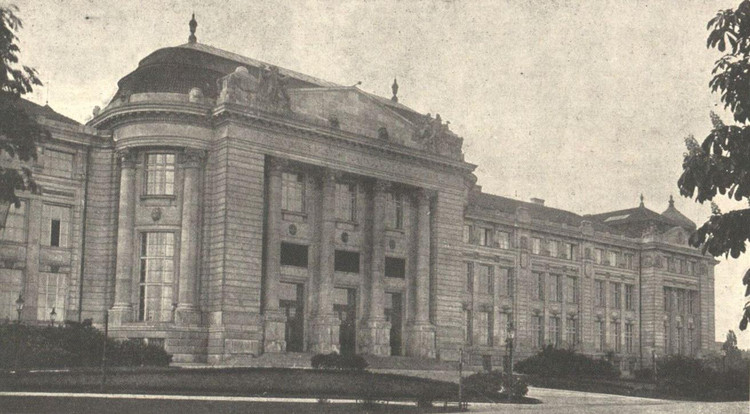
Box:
151, 207, 162, 222
389, 239, 396, 250
288, 224, 297, 236
341, 232, 349, 243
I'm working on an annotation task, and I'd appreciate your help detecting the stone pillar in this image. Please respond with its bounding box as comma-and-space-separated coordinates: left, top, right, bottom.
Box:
175, 149, 204, 325
21, 199, 42, 321
109, 149, 137, 326
309, 169, 340, 354
406, 188, 436, 358
262, 157, 286, 353
358, 180, 391, 355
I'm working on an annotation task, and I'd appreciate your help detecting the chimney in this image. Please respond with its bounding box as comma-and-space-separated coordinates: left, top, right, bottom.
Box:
530, 198, 545, 206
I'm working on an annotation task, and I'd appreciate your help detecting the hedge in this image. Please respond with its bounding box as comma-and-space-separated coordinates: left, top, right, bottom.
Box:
515, 346, 620, 379
310, 353, 368, 370
0, 320, 171, 369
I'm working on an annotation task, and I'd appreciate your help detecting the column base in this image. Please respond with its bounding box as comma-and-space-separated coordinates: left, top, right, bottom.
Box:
357, 318, 391, 356
108, 305, 133, 326
262, 311, 287, 353
309, 314, 340, 354
175, 305, 201, 326
406, 322, 436, 359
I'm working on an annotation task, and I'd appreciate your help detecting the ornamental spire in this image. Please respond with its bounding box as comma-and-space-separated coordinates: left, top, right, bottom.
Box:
391, 78, 399, 103
188, 13, 197, 43
668, 194, 675, 208
639, 193, 644, 208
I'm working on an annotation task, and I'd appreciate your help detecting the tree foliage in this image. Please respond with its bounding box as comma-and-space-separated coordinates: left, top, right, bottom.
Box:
0, 5, 48, 208
679, 0, 750, 330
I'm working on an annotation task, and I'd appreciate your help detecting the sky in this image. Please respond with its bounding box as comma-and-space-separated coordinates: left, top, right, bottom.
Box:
9, 0, 750, 348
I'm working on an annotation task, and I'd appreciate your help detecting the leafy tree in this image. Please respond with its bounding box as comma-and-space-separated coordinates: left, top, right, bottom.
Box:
678, 0, 750, 330
0, 5, 48, 210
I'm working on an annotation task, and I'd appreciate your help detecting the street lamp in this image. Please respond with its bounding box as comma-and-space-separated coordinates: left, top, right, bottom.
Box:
506, 322, 516, 399
49, 307, 57, 327
15, 294, 24, 323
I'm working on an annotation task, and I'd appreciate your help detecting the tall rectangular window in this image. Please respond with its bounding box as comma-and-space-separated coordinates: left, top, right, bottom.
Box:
625, 284, 635, 310
549, 274, 562, 302
37, 273, 66, 322
595, 280, 605, 307
138, 232, 175, 322
595, 320, 605, 351
624, 253, 634, 269
335, 182, 357, 222
145, 153, 175, 195
532, 315, 543, 348
566, 316, 578, 345
548, 240, 558, 258
464, 309, 472, 344
688, 325, 695, 355
535, 272, 545, 300
474, 311, 490, 346
42, 204, 70, 248
677, 289, 685, 313
532, 237, 542, 255
565, 243, 576, 260
566, 276, 578, 303
625, 322, 634, 353
688, 291, 697, 314
42, 148, 74, 178
676, 325, 684, 354
495, 231, 510, 249
466, 263, 473, 293
499, 268, 513, 297
280, 242, 308, 268
281, 172, 305, 212
612, 321, 621, 352
386, 192, 403, 229
611, 282, 621, 309
476, 264, 492, 295
607, 251, 618, 266
664, 321, 670, 351
0, 201, 26, 243
594, 248, 603, 264
463, 225, 473, 244
664, 287, 671, 312
548, 316, 561, 347
478, 228, 490, 246
334, 250, 360, 273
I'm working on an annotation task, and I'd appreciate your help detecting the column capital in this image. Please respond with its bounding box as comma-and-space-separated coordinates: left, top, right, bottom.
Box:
374, 179, 391, 194
416, 188, 436, 203
267, 157, 289, 175
180, 149, 206, 168
117, 149, 138, 169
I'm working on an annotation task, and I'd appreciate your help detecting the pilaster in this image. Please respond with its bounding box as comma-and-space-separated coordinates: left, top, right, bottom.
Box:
109, 149, 137, 326
406, 188, 435, 358
262, 156, 286, 353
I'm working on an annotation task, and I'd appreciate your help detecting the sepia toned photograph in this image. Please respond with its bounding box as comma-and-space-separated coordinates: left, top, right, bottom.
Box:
0, 1, 748, 412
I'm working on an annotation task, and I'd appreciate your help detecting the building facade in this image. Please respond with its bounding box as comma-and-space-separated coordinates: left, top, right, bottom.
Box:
0, 23, 715, 371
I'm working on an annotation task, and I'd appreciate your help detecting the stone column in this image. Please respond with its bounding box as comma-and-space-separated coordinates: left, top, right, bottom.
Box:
309, 169, 340, 354
406, 188, 436, 358
109, 149, 137, 326
359, 179, 391, 355
175, 149, 205, 325
262, 157, 286, 353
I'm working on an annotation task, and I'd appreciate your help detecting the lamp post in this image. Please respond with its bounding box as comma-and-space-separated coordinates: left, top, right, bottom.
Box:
14, 294, 24, 372
651, 349, 657, 382
15, 294, 24, 323
49, 307, 57, 327
506, 322, 515, 399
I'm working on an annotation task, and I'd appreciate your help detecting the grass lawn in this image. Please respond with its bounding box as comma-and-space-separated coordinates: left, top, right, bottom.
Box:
0, 367, 538, 404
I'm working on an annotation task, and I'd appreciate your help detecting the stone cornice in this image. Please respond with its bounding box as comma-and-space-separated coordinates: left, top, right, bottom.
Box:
87, 102, 213, 130
211, 103, 476, 175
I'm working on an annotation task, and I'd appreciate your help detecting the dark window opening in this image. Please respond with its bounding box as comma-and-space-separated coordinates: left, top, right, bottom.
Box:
385, 257, 406, 278
281, 242, 309, 268
50, 219, 60, 247
335, 250, 360, 273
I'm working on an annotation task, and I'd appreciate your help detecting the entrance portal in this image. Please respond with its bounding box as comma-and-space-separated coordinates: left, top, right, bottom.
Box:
385, 292, 402, 356
279, 282, 304, 352
334, 288, 356, 355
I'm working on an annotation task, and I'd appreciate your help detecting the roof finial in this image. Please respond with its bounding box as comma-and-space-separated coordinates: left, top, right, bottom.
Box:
188, 13, 197, 43
391, 78, 399, 103
639, 193, 644, 208
668, 194, 674, 207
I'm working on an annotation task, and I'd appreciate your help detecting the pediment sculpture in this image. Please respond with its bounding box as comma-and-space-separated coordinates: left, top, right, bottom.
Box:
413, 113, 463, 160
217, 65, 291, 114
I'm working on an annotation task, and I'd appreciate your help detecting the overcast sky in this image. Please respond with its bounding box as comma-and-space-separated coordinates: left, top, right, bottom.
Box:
11, 0, 750, 348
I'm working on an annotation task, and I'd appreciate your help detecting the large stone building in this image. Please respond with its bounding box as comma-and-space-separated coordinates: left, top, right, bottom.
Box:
0, 20, 715, 371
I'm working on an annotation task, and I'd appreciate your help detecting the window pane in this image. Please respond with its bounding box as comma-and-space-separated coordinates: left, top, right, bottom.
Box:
42, 204, 71, 247
145, 153, 176, 195
138, 232, 175, 322
0, 201, 26, 243
42, 149, 74, 178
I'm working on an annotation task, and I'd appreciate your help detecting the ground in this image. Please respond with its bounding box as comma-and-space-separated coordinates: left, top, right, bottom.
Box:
0, 387, 745, 413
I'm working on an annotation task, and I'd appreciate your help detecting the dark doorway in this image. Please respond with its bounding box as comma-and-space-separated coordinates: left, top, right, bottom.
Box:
385, 292, 403, 356
279, 282, 304, 352
334, 288, 356, 355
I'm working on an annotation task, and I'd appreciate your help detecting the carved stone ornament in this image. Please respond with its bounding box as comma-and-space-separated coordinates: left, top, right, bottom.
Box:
584, 262, 593, 278
151, 207, 162, 222
654, 255, 663, 269
389, 239, 396, 250
412, 113, 463, 160
117, 149, 138, 168
288, 224, 297, 236
181, 149, 206, 167
642, 254, 654, 268
341, 232, 349, 243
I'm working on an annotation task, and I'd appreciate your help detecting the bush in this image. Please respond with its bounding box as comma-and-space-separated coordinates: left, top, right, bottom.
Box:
310, 352, 368, 370
0, 321, 172, 369
633, 367, 654, 382
463, 370, 528, 400
515, 345, 620, 379
656, 355, 749, 401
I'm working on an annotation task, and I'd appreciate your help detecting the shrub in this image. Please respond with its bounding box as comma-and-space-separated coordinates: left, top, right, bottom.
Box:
515, 345, 620, 379
633, 367, 654, 382
462, 370, 528, 400
310, 352, 368, 370
656, 355, 749, 401
0, 321, 172, 369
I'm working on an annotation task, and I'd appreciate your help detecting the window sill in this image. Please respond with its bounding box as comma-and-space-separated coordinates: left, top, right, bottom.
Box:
140, 194, 176, 201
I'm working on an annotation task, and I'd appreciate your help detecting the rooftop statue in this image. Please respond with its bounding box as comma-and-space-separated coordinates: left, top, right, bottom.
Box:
257, 65, 291, 112
217, 65, 291, 114
413, 113, 463, 160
